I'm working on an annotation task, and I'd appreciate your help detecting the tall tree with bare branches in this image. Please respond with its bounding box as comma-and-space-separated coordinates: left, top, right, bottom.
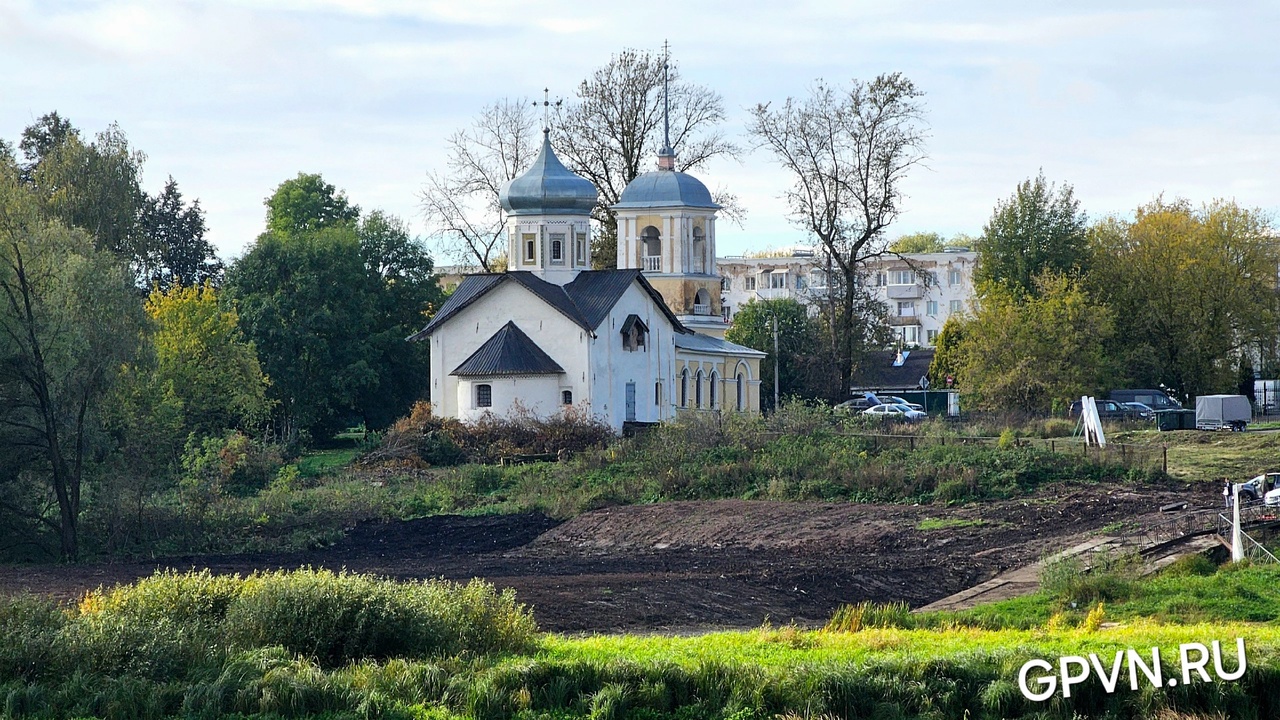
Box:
553, 48, 740, 267
420, 99, 539, 272
749, 73, 927, 397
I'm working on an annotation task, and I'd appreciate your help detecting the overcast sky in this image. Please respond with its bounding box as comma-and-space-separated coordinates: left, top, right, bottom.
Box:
3, 1, 1278, 262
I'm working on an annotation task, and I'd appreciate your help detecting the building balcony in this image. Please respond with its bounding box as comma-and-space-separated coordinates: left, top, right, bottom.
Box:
886, 284, 924, 300
692, 303, 712, 315
642, 255, 661, 272
888, 314, 921, 326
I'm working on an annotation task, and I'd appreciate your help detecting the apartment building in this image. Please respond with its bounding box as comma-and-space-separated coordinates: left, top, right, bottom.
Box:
715, 248, 977, 348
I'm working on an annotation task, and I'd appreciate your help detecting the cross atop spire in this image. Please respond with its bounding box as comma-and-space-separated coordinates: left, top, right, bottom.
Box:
534, 88, 562, 135
657, 40, 676, 171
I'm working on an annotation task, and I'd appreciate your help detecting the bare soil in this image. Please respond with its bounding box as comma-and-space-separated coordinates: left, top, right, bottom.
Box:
0, 482, 1218, 633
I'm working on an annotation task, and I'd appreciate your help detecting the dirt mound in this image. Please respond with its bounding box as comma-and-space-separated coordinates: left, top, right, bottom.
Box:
0, 482, 1216, 633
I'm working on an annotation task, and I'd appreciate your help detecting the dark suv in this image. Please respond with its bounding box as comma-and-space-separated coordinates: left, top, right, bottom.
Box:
1068, 399, 1133, 420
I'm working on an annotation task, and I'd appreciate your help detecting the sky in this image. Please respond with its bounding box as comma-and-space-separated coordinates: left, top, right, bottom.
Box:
3, 1, 1278, 262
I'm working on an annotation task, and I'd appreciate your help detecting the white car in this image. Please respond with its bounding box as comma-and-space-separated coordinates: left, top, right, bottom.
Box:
863, 403, 927, 421
1264, 487, 1280, 508
883, 395, 925, 412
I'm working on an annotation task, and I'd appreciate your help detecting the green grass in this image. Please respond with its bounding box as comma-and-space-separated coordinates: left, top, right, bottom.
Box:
296, 447, 361, 477
1115, 428, 1280, 481
916, 517, 986, 531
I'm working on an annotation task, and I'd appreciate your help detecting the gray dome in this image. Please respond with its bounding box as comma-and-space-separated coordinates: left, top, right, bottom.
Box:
613, 170, 721, 210
499, 132, 597, 216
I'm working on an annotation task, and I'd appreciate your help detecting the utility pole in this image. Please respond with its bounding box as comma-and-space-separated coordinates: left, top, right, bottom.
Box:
773, 314, 780, 410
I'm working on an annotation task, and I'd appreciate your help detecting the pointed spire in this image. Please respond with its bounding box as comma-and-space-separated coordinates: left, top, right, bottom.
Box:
658, 40, 676, 171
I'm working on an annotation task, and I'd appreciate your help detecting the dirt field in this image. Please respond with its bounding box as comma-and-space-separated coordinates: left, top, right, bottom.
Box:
0, 482, 1219, 633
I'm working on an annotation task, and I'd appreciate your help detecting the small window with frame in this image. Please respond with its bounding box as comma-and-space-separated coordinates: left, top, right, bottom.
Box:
575, 232, 587, 264
523, 233, 537, 263
561, 390, 573, 405
475, 384, 492, 408
550, 233, 565, 264
620, 314, 648, 351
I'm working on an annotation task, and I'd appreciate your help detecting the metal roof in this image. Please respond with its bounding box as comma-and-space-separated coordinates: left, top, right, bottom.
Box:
673, 332, 767, 357
499, 132, 597, 217
451, 321, 565, 377
409, 269, 691, 339
612, 170, 721, 210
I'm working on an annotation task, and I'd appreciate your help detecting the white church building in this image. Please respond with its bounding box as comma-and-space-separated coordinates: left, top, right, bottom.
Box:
410, 125, 764, 431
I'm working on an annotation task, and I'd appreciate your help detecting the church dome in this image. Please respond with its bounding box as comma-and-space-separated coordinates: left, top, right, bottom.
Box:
613, 169, 721, 210
499, 132, 598, 216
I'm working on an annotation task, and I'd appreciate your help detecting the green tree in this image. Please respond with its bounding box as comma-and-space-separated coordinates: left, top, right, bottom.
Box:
229, 177, 441, 443
265, 172, 360, 235
146, 282, 271, 437
889, 232, 946, 254
140, 177, 223, 290
926, 316, 966, 390
974, 172, 1089, 298
0, 170, 145, 560
1089, 199, 1279, 399
951, 274, 1113, 412
726, 298, 821, 409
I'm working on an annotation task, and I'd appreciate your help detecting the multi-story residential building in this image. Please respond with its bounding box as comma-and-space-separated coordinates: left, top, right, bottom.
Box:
717, 250, 827, 323
864, 249, 977, 347
715, 248, 977, 348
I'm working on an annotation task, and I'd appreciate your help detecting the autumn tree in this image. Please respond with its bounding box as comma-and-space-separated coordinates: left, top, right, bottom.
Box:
950, 274, 1114, 412
974, 172, 1089, 298
420, 98, 539, 271
726, 298, 823, 409
0, 169, 145, 560
146, 282, 270, 437
749, 74, 927, 398
1089, 199, 1279, 398
889, 232, 946, 254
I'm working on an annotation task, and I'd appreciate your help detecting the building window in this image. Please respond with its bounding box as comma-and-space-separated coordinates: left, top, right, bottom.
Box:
897, 301, 915, 317
949, 269, 961, 286
796, 275, 807, 290
562, 390, 573, 405
680, 368, 689, 407
654, 381, 662, 405
721, 305, 731, 321
621, 314, 648, 351
890, 270, 914, 285
721, 277, 730, 291
523, 233, 537, 263
475, 384, 492, 408
695, 369, 704, 408
926, 329, 939, 344
926, 300, 938, 316
744, 276, 756, 291
736, 373, 745, 411
899, 326, 919, 344
575, 232, 587, 264
550, 233, 565, 263
709, 371, 718, 409
876, 272, 886, 287
950, 299, 963, 313
769, 272, 786, 289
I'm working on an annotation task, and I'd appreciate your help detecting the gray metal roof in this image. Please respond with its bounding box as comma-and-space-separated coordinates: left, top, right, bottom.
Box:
451, 321, 565, 377
499, 132, 598, 217
673, 332, 767, 357
409, 269, 691, 339
613, 169, 721, 210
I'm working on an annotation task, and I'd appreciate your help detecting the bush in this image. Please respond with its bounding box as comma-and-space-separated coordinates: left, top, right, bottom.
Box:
223, 569, 538, 665
369, 401, 613, 467
181, 431, 285, 497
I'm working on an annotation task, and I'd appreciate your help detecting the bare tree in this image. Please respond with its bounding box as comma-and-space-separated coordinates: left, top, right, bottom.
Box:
552, 48, 740, 267
420, 99, 538, 272
749, 74, 927, 397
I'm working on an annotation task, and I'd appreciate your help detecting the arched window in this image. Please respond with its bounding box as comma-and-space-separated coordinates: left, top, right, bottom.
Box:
641, 226, 661, 271
695, 369, 704, 408
562, 390, 573, 405
680, 368, 689, 408
693, 288, 711, 315
709, 371, 718, 409
476, 384, 492, 408
736, 373, 745, 411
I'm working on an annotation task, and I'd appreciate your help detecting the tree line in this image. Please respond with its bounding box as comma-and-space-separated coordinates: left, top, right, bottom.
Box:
0, 114, 442, 561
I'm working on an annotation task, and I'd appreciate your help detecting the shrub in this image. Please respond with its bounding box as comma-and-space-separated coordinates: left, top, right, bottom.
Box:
223, 569, 538, 665
182, 431, 285, 497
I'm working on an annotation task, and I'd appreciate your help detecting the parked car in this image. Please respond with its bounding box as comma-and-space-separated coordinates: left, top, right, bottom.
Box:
835, 395, 879, 412
863, 403, 926, 421
1121, 402, 1156, 421
882, 395, 925, 412
1068, 399, 1131, 420
1239, 473, 1280, 503
1109, 388, 1182, 411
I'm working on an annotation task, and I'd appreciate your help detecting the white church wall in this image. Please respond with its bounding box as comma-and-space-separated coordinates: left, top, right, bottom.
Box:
586, 282, 679, 428
455, 376, 562, 422
429, 281, 588, 419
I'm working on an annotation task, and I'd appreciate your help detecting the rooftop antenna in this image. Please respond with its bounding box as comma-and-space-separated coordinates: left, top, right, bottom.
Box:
658, 41, 676, 171
534, 88, 562, 135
